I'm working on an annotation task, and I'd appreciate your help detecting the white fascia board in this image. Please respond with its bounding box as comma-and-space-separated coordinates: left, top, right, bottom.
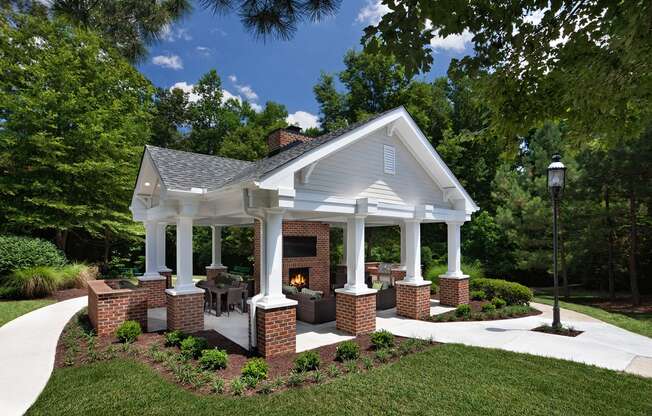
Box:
258, 108, 404, 189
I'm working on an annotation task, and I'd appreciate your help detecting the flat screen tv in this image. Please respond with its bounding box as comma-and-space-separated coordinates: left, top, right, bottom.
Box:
283, 236, 317, 258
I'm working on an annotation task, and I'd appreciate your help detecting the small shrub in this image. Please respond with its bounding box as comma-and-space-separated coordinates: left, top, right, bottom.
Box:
241, 357, 268, 381
164, 330, 187, 347
482, 303, 496, 313
0, 235, 66, 277
375, 348, 391, 363
286, 371, 305, 387
180, 336, 209, 359
361, 356, 374, 370
344, 359, 358, 374
335, 340, 360, 362
199, 349, 228, 370
491, 297, 507, 309
311, 370, 326, 383
211, 377, 225, 394
115, 320, 141, 343
171, 362, 199, 385
294, 350, 320, 373
470, 278, 532, 305
326, 363, 341, 377
455, 304, 471, 317
470, 290, 486, 301
370, 329, 395, 350
242, 375, 259, 389
230, 377, 245, 396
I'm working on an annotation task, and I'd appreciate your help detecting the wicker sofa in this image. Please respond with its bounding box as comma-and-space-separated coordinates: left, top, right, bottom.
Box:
285, 292, 336, 324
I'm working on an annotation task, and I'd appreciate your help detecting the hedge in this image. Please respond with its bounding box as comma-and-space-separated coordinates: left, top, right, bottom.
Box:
470, 278, 533, 306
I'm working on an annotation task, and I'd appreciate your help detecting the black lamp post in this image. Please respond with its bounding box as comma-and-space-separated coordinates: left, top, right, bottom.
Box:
547, 154, 566, 329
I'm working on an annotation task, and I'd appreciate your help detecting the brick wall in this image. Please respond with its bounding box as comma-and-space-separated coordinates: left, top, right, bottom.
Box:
138, 278, 167, 308
254, 220, 331, 296
335, 292, 376, 335
439, 277, 470, 306
396, 283, 431, 320
166, 292, 204, 333
87, 280, 148, 337
267, 128, 312, 153
159, 270, 172, 289
256, 306, 296, 357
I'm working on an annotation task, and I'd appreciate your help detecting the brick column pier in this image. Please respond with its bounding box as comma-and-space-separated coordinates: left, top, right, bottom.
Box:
159, 270, 172, 289
439, 277, 469, 306
396, 280, 431, 320
256, 305, 296, 358
335, 290, 376, 335
206, 265, 227, 283
137, 275, 167, 308
166, 291, 204, 333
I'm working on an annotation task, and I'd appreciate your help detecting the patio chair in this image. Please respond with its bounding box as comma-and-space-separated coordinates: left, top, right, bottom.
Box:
226, 287, 245, 316
196, 280, 216, 313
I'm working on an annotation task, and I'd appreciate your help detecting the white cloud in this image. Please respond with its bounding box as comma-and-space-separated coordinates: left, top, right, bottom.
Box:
195, 46, 212, 56
356, 0, 390, 26
152, 54, 183, 70
160, 25, 192, 42
228, 74, 259, 101
169, 81, 200, 102
171, 82, 262, 112
286, 111, 320, 130
429, 29, 473, 52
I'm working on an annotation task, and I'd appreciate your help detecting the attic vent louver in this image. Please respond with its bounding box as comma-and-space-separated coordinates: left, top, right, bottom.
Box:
383, 145, 396, 175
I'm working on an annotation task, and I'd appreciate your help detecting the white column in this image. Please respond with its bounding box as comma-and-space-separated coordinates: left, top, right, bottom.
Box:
338, 215, 375, 294
399, 223, 407, 270
210, 225, 223, 267
443, 221, 466, 278
170, 216, 200, 293
404, 220, 424, 283
142, 220, 160, 279
156, 223, 171, 272
258, 210, 296, 308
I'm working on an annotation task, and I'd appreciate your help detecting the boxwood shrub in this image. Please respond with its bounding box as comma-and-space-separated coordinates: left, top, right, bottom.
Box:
180, 336, 209, 359
241, 357, 268, 381
116, 320, 141, 343
370, 329, 395, 350
164, 330, 187, 347
470, 278, 533, 305
0, 236, 66, 276
335, 340, 360, 362
199, 349, 228, 370
293, 350, 321, 372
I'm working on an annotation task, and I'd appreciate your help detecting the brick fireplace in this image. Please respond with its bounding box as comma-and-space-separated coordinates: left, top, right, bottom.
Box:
254, 221, 331, 296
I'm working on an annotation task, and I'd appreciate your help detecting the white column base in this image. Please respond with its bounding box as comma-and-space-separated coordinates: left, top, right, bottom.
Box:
139, 273, 165, 281
439, 273, 470, 280
396, 280, 432, 287
165, 286, 205, 296
255, 295, 298, 310
335, 287, 378, 296
157, 267, 172, 273
206, 264, 225, 269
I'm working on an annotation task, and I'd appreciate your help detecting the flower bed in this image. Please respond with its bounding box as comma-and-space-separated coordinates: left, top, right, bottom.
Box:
55, 309, 439, 396
427, 299, 541, 322
532, 324, 583, 337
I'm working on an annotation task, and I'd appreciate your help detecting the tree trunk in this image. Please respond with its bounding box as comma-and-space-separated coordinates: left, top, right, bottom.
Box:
628, 187, 640, 306
55, 229, 68, 253
103, 227, 111, 264
604, 186, 616, 301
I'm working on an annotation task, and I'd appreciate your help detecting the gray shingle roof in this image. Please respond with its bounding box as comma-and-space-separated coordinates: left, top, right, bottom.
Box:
146, 107, 401, 192
146, 145, 253, 192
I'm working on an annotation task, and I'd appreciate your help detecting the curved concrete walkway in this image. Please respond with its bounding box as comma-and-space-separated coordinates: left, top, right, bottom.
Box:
377, 301, 652, 377
0, 296, 87, 416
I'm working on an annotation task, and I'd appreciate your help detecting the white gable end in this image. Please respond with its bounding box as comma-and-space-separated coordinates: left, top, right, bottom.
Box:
295, 129, 447, 207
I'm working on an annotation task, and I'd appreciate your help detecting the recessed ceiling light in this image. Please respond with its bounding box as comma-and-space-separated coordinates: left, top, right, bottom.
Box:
144, 182, 151, 186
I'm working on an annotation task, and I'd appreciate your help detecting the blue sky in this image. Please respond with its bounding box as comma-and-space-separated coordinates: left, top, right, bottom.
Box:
138, 1, 474, 129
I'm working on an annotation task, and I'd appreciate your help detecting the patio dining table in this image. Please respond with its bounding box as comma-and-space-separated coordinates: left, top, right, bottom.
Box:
206, 286, 247, 315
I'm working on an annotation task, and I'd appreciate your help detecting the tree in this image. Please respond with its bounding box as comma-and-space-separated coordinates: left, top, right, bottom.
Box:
363, 1, 652, 141
151, 87, 188, 148
0, 13, 153, 252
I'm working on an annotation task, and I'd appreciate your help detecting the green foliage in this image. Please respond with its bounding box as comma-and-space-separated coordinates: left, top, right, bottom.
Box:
326, 363, 341, 378
335, 341, 360, 362
471, 279, 533, 306
229, 377, 245, 396
293, 351, 321, 373
481, 303, 496, 313
180, 336, 209, 360
0, 14, 153, 250
425, 261, 485, 288
370, 330, 395, 350
374, 348, 391, 363
470, 290, 486, 301
241, 357, 268, 381
115, 320, 141, 343
198, 349, 228, 371
455, 304, 471, 317
164, 330, 187, 348
0, 236, 66, 276
285, 372, 305, 387
491, 297, 507, 309
2, 264, 90, 299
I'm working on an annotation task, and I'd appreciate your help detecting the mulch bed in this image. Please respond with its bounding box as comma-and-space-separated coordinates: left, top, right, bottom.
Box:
427, 300, 541, 322
54, 310, 439, 396
532, 325, 583, 337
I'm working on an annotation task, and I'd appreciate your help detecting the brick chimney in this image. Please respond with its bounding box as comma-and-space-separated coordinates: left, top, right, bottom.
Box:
267, 126, 312, 155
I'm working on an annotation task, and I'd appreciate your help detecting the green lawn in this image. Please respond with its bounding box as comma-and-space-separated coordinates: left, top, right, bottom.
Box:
534, 296, 652, 339
0, 299, 55, 327
29, 344, 652, 416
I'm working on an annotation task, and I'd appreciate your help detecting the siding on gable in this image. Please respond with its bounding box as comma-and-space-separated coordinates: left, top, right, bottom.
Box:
296, 131, 448, 207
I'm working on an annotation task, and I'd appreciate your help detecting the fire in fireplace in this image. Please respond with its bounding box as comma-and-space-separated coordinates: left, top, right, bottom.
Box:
289, 267, 309, 291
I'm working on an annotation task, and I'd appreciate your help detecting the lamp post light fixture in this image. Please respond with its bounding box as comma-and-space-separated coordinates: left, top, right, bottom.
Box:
547, 154, 566, 329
